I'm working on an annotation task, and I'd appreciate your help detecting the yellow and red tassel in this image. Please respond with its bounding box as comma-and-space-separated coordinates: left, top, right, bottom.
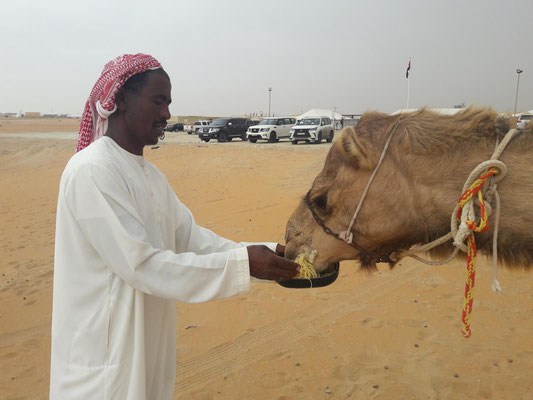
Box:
456, 167, 499, 337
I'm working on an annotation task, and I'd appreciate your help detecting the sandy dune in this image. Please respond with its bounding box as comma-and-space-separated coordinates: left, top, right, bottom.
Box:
0, 120, 532, 399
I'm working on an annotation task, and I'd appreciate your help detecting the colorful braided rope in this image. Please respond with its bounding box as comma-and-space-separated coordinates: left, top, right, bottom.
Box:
457, 167, 499, 338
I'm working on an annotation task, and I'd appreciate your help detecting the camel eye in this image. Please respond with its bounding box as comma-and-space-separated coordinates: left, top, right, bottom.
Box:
314, 194, 328, 210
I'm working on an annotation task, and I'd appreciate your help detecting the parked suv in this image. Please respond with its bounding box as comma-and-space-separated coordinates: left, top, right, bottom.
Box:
197, 118, 252, 142
289, 116, 334, 144
246, 117, 297, 143
517, 114, 533, 130
186, 120, 211, 134
165, 122, 184, 132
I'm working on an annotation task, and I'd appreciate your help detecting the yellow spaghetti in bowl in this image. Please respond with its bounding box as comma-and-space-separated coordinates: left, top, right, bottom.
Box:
293, 253, 319, 279
278, 254, 340, 289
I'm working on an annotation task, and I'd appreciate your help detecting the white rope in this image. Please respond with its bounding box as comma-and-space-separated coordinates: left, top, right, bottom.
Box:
491, 192, 502, 292
339, 123, 400, 243
450, 159, 507, 252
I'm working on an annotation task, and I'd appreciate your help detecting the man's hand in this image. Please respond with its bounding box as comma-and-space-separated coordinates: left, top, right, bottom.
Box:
247, 245, 299, 281
275, 243, 285, 257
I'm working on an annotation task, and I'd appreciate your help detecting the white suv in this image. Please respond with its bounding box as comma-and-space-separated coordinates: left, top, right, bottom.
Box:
290, 116, 334, 144
246, 117, 296, 143
517, 114, 533, 130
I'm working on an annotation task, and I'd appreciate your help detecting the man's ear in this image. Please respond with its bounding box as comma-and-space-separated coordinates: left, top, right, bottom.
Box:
115, 89, 127, 112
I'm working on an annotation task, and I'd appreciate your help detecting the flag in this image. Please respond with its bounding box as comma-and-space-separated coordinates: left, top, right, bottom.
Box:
406, 59, 411, 78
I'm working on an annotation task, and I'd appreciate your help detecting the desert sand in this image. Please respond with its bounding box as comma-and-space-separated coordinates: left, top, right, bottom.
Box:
0, 119, 532, 399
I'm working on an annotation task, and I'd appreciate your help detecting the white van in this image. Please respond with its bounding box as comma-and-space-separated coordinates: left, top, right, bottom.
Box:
246, 117, 297, 143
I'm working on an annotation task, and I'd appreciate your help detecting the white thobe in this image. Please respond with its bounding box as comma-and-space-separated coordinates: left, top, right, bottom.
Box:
50, 136, 276, 399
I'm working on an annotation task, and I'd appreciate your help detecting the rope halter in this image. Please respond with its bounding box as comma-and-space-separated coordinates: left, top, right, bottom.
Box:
335, 122, 518, 337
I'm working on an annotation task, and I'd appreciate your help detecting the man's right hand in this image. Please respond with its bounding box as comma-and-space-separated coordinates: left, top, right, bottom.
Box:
247, 245, 300, 281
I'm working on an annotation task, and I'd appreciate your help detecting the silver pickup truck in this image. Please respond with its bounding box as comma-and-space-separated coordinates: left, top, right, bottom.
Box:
185, 120, 211, 134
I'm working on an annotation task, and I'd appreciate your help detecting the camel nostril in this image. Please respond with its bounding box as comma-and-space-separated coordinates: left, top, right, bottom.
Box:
285, 225, 294, 243
284, 243, 298, 261
285, 226, 302, 242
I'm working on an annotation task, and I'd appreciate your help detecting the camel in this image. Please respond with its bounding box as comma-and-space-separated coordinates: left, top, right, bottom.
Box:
285, 107, 533, 273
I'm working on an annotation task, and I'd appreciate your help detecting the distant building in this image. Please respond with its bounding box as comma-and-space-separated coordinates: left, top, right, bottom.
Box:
24, 112, 41, 118
0, 112, 19, 118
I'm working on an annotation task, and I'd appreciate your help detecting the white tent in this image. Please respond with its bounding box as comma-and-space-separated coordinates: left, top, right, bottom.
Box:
298, 108, 345, 120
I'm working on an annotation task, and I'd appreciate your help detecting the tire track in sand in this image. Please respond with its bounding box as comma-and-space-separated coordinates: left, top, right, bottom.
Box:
175, 263, 422, 393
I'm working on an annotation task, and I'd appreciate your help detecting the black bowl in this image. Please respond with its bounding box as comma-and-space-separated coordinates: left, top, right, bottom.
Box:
277, 262, 340, 289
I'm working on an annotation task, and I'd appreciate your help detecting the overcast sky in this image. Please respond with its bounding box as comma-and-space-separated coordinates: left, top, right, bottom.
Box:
1, 0, 532, 117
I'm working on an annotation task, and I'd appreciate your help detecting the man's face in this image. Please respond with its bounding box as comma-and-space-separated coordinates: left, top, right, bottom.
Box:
122, 71, 172, 148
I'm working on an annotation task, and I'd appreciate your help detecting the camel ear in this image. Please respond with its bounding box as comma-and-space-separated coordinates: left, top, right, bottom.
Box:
339, 126, 376, 169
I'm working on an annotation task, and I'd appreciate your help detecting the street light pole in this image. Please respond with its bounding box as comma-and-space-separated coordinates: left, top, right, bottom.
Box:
513, 69, 523, 116
268, 87, 272, 117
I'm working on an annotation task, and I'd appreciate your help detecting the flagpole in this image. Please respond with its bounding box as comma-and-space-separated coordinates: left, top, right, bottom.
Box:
406, 76, 410, 110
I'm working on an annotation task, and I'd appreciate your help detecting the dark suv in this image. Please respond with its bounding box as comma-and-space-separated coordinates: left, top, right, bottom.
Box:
197, 118, 252, 142
165, 122, 184, 132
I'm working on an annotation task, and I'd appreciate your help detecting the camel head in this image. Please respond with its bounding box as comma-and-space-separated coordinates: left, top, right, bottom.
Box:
285, 116, 413, 272
285, 108, 516, 272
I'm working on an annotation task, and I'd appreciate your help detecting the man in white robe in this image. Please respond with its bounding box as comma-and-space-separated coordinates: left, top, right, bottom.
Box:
50, 54, 299, 399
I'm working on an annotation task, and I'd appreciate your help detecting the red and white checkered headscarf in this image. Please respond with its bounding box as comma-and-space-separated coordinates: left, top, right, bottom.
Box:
76, 53, 162, 152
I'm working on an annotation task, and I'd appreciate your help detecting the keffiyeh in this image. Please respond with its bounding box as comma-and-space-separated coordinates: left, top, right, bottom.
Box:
76, 53, 162, 152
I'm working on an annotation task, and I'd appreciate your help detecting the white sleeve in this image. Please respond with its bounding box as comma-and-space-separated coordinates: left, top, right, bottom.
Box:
63, 163, 257, 303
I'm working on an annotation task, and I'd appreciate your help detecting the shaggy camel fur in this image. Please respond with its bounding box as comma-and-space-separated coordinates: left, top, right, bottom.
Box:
285, 107, 533, 271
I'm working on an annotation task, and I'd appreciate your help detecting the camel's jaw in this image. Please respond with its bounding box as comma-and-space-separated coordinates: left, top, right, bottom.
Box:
285, 239, 358, 273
